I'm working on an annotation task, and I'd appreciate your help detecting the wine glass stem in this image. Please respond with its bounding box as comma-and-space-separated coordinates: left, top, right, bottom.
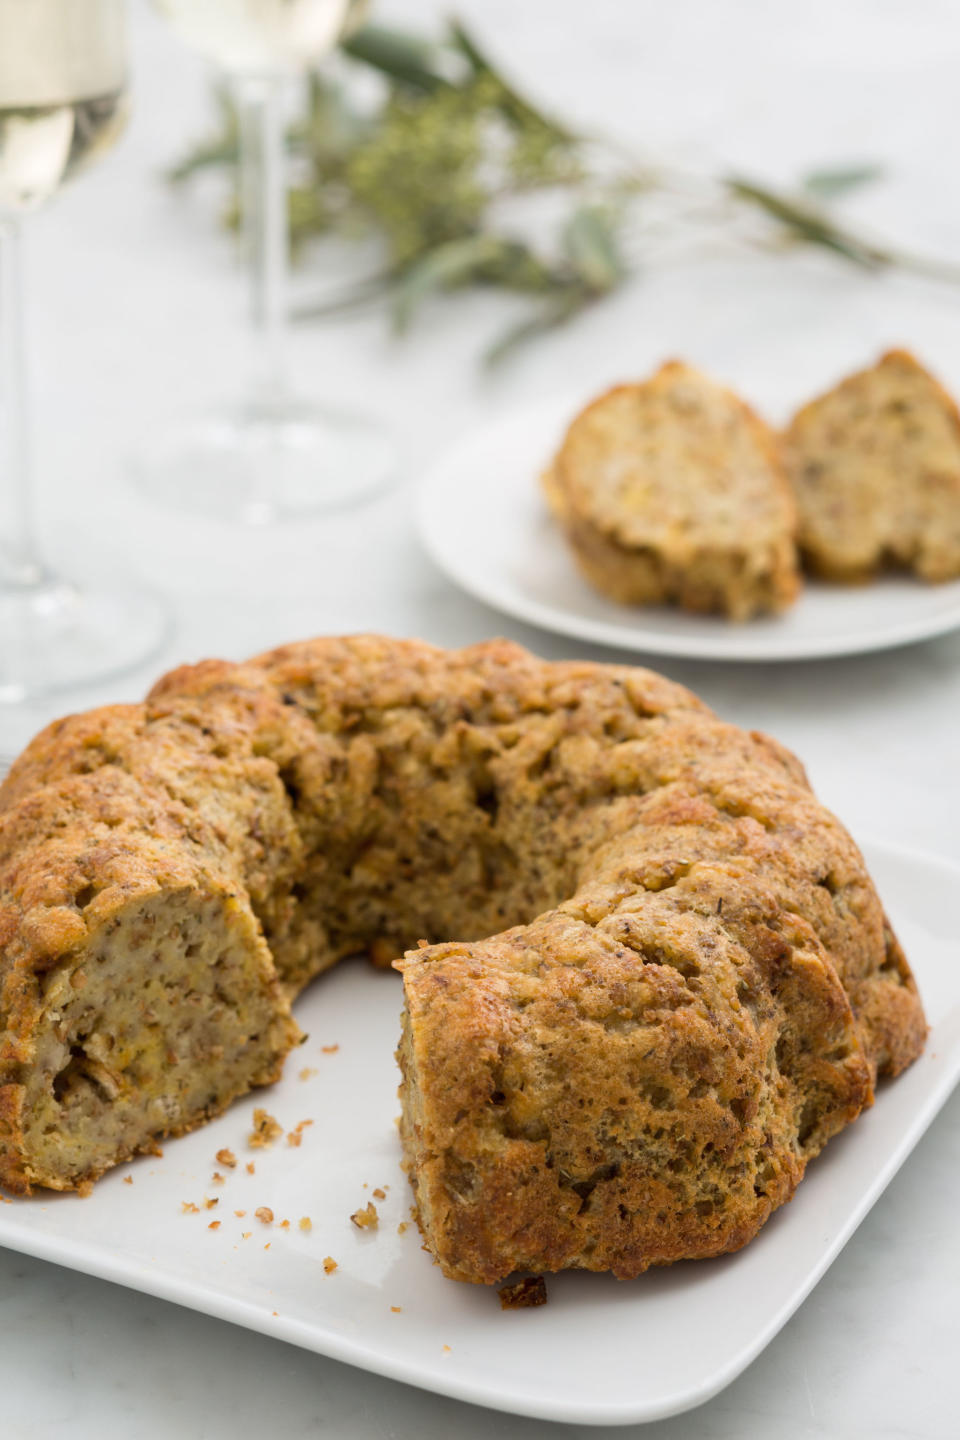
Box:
236, 76, 289, 403
0, 216, 46, 589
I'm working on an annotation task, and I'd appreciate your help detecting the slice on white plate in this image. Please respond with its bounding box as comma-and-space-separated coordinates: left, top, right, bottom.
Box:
416, 393, 960, 662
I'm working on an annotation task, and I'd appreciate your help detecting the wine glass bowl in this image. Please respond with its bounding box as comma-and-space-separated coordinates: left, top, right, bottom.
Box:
0, 0, 129, 213
0, 90, 128, 213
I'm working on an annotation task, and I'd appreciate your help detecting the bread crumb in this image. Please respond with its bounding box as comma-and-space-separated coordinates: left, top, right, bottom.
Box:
279, 1219, 290, 1230
211, 1172, 225, 1185
255, 1206, 274, 1225
442, 1345, 451, 1355
323, 1256, 338, 1274
299, 1217, 312, 1232
264, 1243, 271, 1251
498, 1275, 548, 1310
234, 1209, 246, 1218
372, 1187, 386, 1200
181, 1201, 199, 1215
397, 1222, 408, 1235
216, 1148, 237, 1169
122, 1176, 133, 1185
249, 1109, 282, 1148
204, 1197, 219, 1210
298, 1067, 317, 1082
321, 1044, 339, 1054
286, 1119, 313, 1148
242, 1232, 252, 1240
390, 1306, 402, 1313
208, 1220, 221, 1231
246, 1162, 255, 1175
350, 1201, 379, 1230
272, 1310, 278, 1317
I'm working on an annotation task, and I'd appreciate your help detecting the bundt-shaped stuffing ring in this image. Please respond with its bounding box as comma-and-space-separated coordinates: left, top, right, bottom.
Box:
0, 637, 925, 1283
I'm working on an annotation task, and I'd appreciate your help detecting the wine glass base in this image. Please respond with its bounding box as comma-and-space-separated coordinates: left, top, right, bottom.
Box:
0, 576, 170, 706
131, 398, 396, 524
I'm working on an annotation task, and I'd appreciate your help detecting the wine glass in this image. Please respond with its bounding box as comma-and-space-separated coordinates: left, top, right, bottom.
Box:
0, 0, 169, 704
135, 0, 394, 524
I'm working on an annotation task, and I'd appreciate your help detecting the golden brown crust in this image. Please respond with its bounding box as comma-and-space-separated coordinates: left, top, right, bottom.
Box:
0, 635, 926, 1288
398, 865, 870, 1283
545, 364, 802, 620
783, 349, 960, 582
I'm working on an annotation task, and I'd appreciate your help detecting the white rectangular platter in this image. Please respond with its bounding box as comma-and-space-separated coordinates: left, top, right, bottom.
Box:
1, 838, 958, 1427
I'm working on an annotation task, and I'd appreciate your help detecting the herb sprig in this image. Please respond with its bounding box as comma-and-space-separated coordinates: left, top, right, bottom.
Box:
169, 14, 960, 363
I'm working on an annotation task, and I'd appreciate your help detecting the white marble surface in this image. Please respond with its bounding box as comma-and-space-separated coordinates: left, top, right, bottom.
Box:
2, 0, 959, 1433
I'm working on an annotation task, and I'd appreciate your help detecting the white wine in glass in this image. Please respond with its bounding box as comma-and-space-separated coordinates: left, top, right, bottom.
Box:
0, 0, 168, 704
136, 0, 394, 524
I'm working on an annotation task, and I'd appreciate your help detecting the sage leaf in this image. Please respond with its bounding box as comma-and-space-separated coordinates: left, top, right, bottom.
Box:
726, 177, 886, 267
802, 163, 884, 199
447, 18, 575, 142
341, 24, 452, 92
391, 234, 507, 331
484, 286, 592, 367
562, 205, 623, 292
293, 270, 398, 321
166, 138, 238, 184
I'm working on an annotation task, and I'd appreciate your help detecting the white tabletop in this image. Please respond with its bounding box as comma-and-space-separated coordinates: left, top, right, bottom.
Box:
2, 1, 959, 1434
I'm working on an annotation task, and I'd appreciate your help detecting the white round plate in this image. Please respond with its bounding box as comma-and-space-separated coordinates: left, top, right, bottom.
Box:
417, 393, 960, 662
